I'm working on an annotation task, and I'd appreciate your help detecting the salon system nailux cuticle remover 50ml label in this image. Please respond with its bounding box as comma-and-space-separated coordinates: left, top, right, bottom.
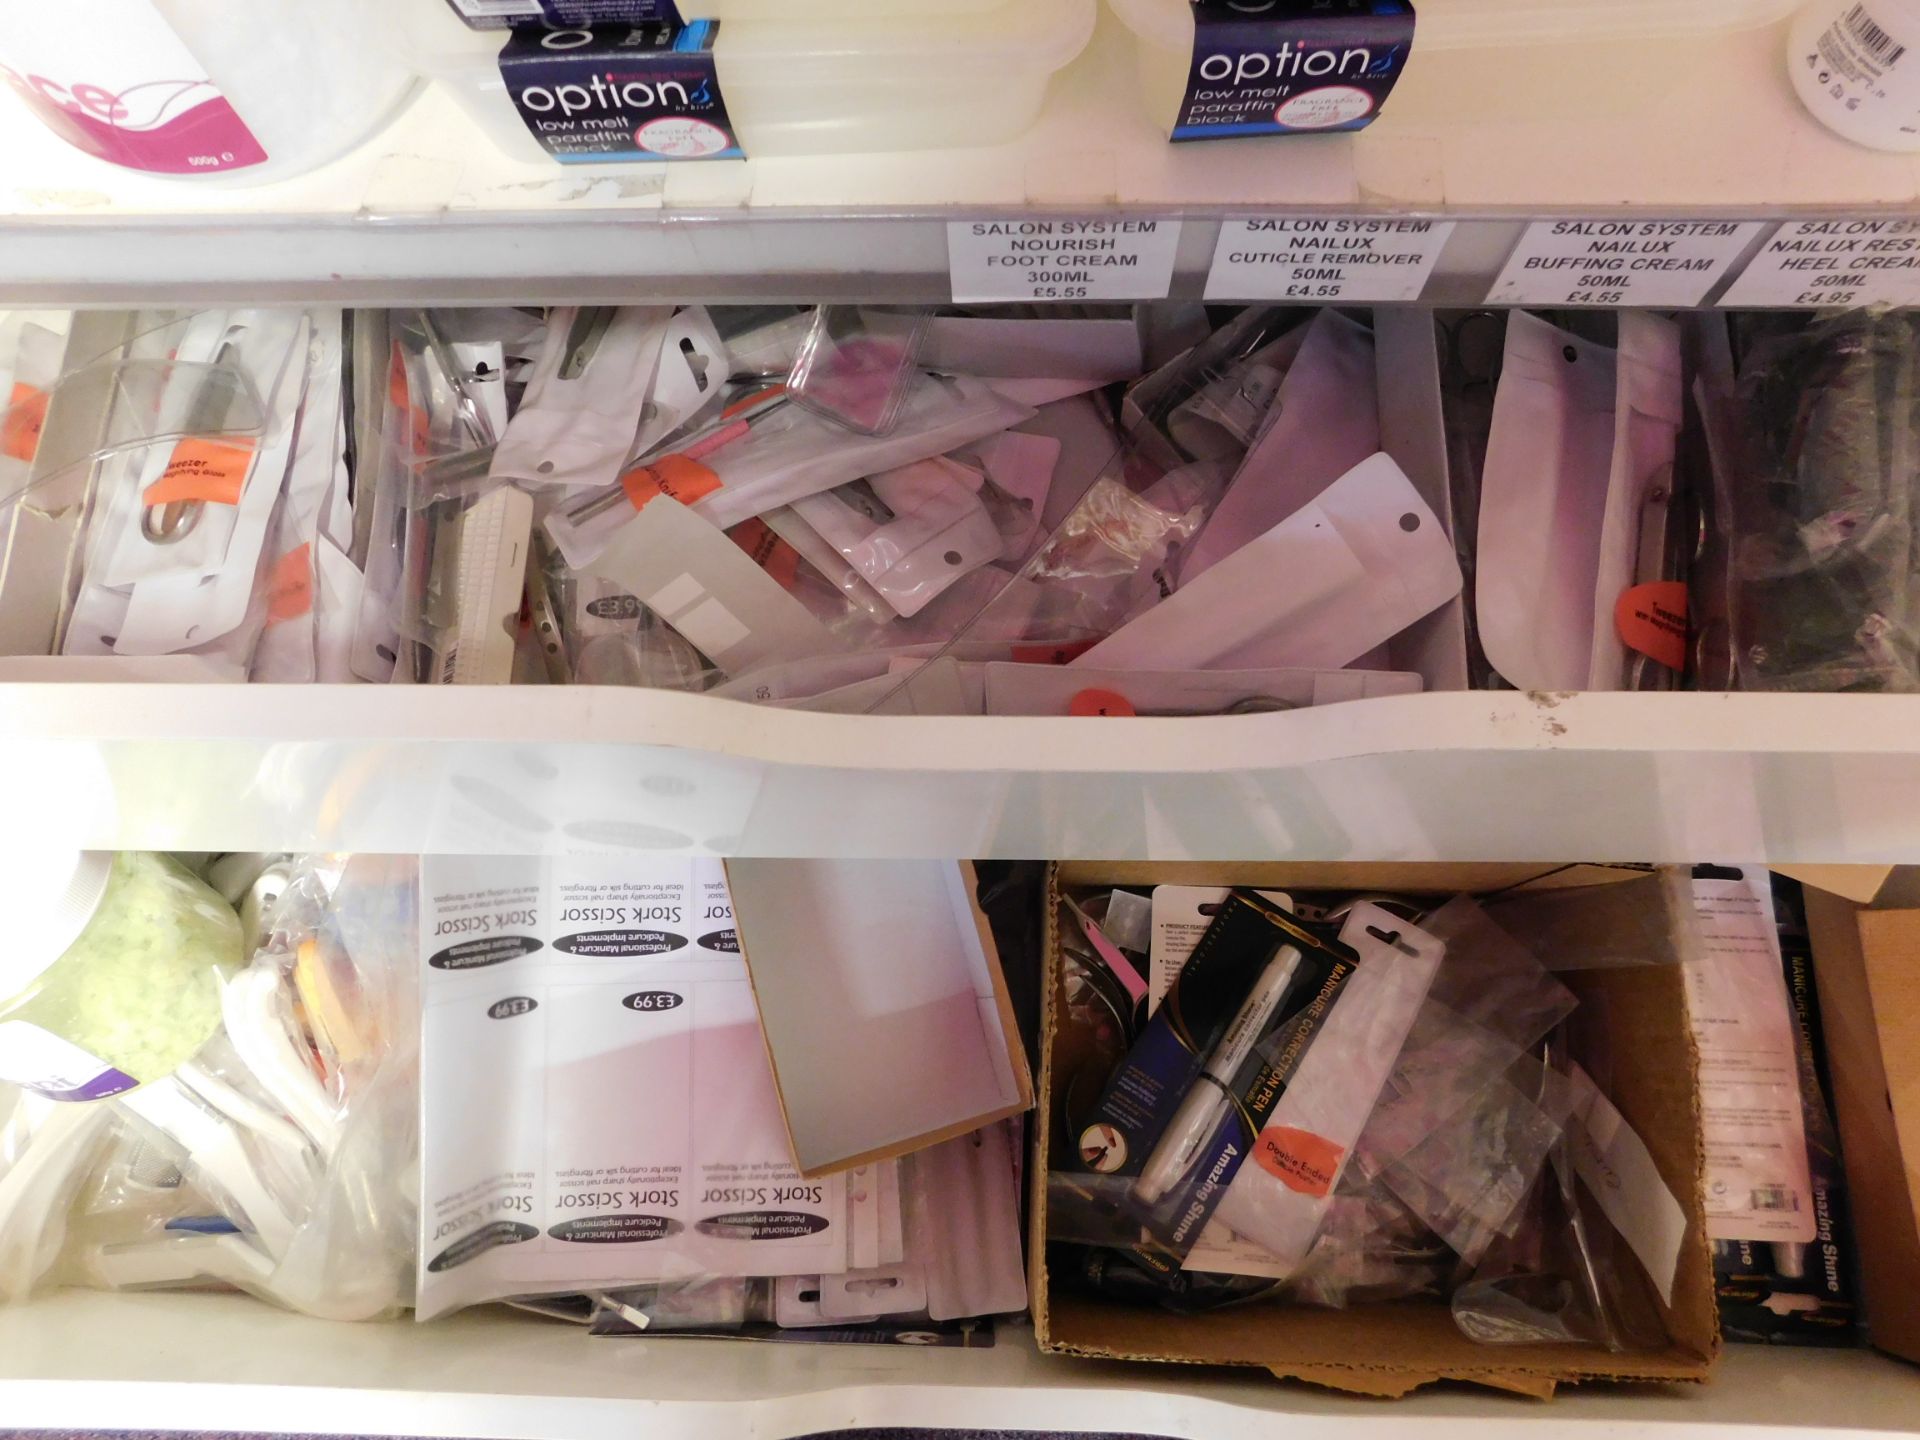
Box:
1177, 0, 1416, 141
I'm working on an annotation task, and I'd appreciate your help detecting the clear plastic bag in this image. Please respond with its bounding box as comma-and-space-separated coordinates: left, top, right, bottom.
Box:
1287, 1176, 1452, 1309
89, 855, 418, 1320
1355, 895, 1577, 1176
1730, 308, 1920, 693
0, 855, 418, 1320
787, 306, 933, 436
1449, 1044, 1672, 1352
1378, 1070, 1564, 1268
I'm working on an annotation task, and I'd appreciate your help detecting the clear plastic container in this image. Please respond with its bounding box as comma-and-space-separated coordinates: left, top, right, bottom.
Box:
448, 0, 1009, 18
1107, 0, 1801, 137
0, 852, 242, 1102
0, 0, 419, 184
1788, 0, 1920, 152
398, 0, 1097, 161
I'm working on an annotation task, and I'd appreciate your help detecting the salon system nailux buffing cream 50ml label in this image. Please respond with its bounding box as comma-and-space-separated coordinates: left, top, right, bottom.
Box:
1177, 0, 1416, 141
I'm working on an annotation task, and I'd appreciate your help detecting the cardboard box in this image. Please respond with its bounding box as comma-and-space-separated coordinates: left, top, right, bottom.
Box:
1777, 866, 1896, 906
726, 859, 1033, 1178
1804, 891, 1920, 1366
1032, 862, 1720, 1400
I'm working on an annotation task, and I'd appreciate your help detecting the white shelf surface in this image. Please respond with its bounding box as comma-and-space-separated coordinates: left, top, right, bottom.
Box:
0, 1289, 1914, 1440
4, 684, 1920, 861
4, 13, 1920, 304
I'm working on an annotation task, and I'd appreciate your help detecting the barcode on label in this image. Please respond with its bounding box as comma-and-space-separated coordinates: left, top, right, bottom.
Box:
1846, 4, 1907, 65
1750, 1184, 1800, 1212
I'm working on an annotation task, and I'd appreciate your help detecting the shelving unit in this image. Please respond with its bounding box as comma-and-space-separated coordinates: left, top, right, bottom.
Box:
1, 683, 1918, 860
5, 2, 1920, 1436
0, 1290, 1915, 1440
4, 12, 1918, 306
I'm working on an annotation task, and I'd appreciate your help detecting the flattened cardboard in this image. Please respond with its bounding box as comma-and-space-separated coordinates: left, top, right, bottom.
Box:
727, 859, 1033, 1179
1035, 862, 1719, 1398
1804, 893, 1920, 1366
1777, 866, 1895, 906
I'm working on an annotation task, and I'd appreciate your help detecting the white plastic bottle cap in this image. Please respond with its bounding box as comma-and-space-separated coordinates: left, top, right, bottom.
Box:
0, 849, 114, 999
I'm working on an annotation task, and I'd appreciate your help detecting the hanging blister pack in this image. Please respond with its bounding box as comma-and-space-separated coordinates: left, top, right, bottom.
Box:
1476, 312, 1621, 691
1057, 889, 1359, 1272
0, 312, 68, 504
1200, 906, 1445, 1277
1686, 867, 1816, 1247
489, 306, 675, 491
253, 315, 353, 683
632, 307, 730, 457
1181, 309, 1381, 583
94, 312, 302, 591
75, 315, 313, 661
786, 458, 1004, 619
1073, 453, 1463, 672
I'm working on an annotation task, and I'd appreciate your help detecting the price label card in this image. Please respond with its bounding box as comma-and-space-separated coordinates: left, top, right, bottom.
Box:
1488, 220, 1766, 308
1720, 220, 1920, 309
1205, 218, 1454, 303
947, 218, 1183, 303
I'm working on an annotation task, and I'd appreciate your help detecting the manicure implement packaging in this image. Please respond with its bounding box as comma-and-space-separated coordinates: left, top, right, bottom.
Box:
1205, 905, 1445, 1275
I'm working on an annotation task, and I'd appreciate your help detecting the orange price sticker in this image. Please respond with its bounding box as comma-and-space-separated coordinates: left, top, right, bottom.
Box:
621, 454, 723, 512
142, 435, 259, 508
266, 543, 315, 625
1615, 580, 1687, 674
1252, 1125, 1346, 1198
1069, 688, 1137, 718
2, 381, 49, 463
728, 518, 802, 590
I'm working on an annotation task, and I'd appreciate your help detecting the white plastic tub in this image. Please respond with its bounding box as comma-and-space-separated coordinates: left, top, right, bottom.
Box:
401, 0, 1096, 162
0, 0, 417, 185
1107, 0, 1802, 137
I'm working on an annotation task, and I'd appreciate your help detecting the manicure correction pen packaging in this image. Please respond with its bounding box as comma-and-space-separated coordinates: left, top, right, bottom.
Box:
1066, 888, 1356, 1270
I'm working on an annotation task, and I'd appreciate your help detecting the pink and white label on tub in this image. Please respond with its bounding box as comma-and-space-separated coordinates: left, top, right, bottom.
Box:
0, 0, 267, 175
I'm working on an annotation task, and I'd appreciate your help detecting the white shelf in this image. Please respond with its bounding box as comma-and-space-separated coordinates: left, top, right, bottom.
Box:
3, 13, 1918, 305
4, 683, 1918, 860
0, 1289, 1913, 1439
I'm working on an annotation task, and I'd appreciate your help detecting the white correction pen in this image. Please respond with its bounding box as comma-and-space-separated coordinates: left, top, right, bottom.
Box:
1131, 945, 1303, 1207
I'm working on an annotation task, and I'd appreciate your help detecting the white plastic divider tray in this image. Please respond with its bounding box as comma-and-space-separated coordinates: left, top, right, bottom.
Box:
0, 1290, 1918, 1440
2, 683, 1920, 861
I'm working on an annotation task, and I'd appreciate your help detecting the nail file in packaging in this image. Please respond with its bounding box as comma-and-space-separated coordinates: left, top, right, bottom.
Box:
435, 487, 534, 686
582, 491, 838, 678
1200, 905, 1445, 1278
1588, 311, 1685, 690
1072, 453, 1462, 674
